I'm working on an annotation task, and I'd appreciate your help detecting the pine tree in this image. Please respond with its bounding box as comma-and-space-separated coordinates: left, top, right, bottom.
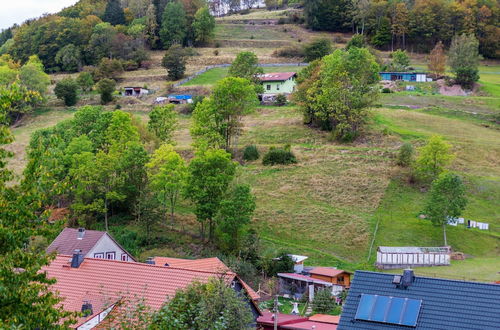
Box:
103, 0, 126, 26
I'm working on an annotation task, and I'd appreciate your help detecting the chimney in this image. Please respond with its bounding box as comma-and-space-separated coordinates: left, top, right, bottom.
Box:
71, 249, 84, 268
81, 301, 93, 316
77, 228, 85, 240
145, 257, 155, 265
401, 269, 415, 288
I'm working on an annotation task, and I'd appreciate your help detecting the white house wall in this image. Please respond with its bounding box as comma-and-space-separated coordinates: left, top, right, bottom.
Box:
87, 234, 131, 261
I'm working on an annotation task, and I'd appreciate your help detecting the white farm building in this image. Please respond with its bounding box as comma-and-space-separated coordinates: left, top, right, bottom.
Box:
376, 246, 451, 269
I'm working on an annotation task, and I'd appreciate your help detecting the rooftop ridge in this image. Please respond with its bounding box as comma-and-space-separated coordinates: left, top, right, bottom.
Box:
354, 270, 498, 285
57, 254, 237, 277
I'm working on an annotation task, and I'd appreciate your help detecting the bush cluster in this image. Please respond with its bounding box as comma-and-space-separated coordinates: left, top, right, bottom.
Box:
262, 146, 297, 166
272, 45, 305, 58
243, 145, 260, 161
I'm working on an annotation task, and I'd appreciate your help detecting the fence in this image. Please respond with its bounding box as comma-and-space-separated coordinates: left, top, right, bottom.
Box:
172, 62, 308, 87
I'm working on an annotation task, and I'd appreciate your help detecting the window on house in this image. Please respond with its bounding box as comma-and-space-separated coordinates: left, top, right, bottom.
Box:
277, 85, 280, 90
267, 84, 271, 91
105, 252, 116, 260
94, 253, 104, 259
121, 254, 127, 261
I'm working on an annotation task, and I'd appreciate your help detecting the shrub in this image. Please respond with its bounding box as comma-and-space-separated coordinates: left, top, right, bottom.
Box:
186, 95, 205, 114
213, 49, 219, 56
96, 78, 116, 104
381, 87, 392, 93
54, 78, 79, 106
304, 38, 333, 62
243, 145, 260, 161
94, 58, 123, 80
397, 142, 414, 167
140, 60, 153, 69
312, 288, 336, 314
272, 45, 305, 58
76, 71, 94, 92
274, 94, 288, 106
262, 147, 297, 166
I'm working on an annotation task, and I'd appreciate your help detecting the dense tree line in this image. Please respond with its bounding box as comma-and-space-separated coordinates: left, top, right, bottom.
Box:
0, 0, 216, 71
304, 0, 499, 58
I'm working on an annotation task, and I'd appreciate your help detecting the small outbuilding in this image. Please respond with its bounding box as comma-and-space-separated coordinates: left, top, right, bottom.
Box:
288, 254, 308, 273
167, 94, 193, 104
122, 87, 149, 97
379, 72, 428, 82
376, 246, 451, 269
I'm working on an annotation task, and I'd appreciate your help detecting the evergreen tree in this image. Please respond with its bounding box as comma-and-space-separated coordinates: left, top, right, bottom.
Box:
448, 34, 480, 89
160, 2, 187, 49
162, 44, 187, 80
192, 7, 216, 45
103, 0, 126, 26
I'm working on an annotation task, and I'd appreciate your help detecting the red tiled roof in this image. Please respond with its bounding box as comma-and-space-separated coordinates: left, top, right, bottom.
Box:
153, 256, 230, 272
257, 312, 308, 325
43, 255, 238, 327
309, 267, 350, 278
46, 228, 105, 256
308, 314, 340, 324
282, 320, 338, 330
257, 72, 297, 82
153, 256, 260, 301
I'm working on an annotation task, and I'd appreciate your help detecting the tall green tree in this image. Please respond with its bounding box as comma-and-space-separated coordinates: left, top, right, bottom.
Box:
424, 173, 467, 246
19, 55, 50, 96
104, 0, 126, 26
191, 77, 257, 151
312, 288, 336, 314
295, 47, 380, 141
147, 144, 187, 225
160, 2, 187, 48
148, 104, 178, 143
153, 278, 253, 329
185, 148, 237, 241
304, 0, 352, 32
228, 51, 263, 88
192, 7, 216, 45
448, 33, 480, 89
215, 184, 256, 253
162, 44, 186, 80
415, 135, 454, 182
0, 85, 74, 328
55, 44, 82, 72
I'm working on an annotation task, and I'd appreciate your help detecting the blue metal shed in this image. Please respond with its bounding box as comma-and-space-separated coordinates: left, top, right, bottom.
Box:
379, 72, 427, 82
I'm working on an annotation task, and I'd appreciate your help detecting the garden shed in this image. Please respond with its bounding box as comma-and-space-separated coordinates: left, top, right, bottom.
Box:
376, 246, 451, 269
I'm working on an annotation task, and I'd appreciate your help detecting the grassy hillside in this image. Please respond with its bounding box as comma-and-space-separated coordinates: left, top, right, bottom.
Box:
5, 9, 500, 281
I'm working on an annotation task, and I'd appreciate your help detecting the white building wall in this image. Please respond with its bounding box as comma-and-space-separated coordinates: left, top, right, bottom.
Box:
77, 304, 115, 330
87, 234, 131, 261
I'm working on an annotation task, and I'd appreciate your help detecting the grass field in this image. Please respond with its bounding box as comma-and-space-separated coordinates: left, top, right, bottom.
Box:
183, 65, 305, 86
5, 10, 500, 282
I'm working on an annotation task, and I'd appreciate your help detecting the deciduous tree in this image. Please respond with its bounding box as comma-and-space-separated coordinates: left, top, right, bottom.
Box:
162, 44, 186, 80
192, 7, 216, 45
448, 33, 480, 89
54, 78, 79, 106
215, 184, 256, 253
96, 78, 116, 104
55, 44, 82, 72
147, 144, 187, 225
185, 148, 236, 241
415, 135, 454, 182
424, 173, 467, 246
148, 104, 178, 143
160, 2, 187, 48
304, 38, 334, 62
428, 41, 447, 78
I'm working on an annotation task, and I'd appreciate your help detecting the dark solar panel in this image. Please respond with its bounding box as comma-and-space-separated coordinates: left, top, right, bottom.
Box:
355, 294, 422, 327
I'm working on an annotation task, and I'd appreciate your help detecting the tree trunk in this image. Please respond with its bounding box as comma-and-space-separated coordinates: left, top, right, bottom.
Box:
170, 196, 175, 226
443, 224, 447, 246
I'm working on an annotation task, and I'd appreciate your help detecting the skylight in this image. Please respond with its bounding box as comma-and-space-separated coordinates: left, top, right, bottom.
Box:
355, 294, 422, 327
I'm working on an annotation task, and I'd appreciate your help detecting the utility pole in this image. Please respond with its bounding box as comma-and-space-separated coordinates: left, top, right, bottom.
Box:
273, 295, 278, 330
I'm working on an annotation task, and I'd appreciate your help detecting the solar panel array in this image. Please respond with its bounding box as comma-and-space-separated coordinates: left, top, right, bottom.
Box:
355, 294, 422, 327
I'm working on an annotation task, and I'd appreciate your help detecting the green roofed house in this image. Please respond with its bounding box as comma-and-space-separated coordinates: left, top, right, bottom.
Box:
257, 72, 297, 103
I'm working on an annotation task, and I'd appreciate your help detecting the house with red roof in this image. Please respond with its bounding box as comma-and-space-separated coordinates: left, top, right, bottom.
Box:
43, 253, 261, 329
307, 267, 352, 288
46, 228, 134, 262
